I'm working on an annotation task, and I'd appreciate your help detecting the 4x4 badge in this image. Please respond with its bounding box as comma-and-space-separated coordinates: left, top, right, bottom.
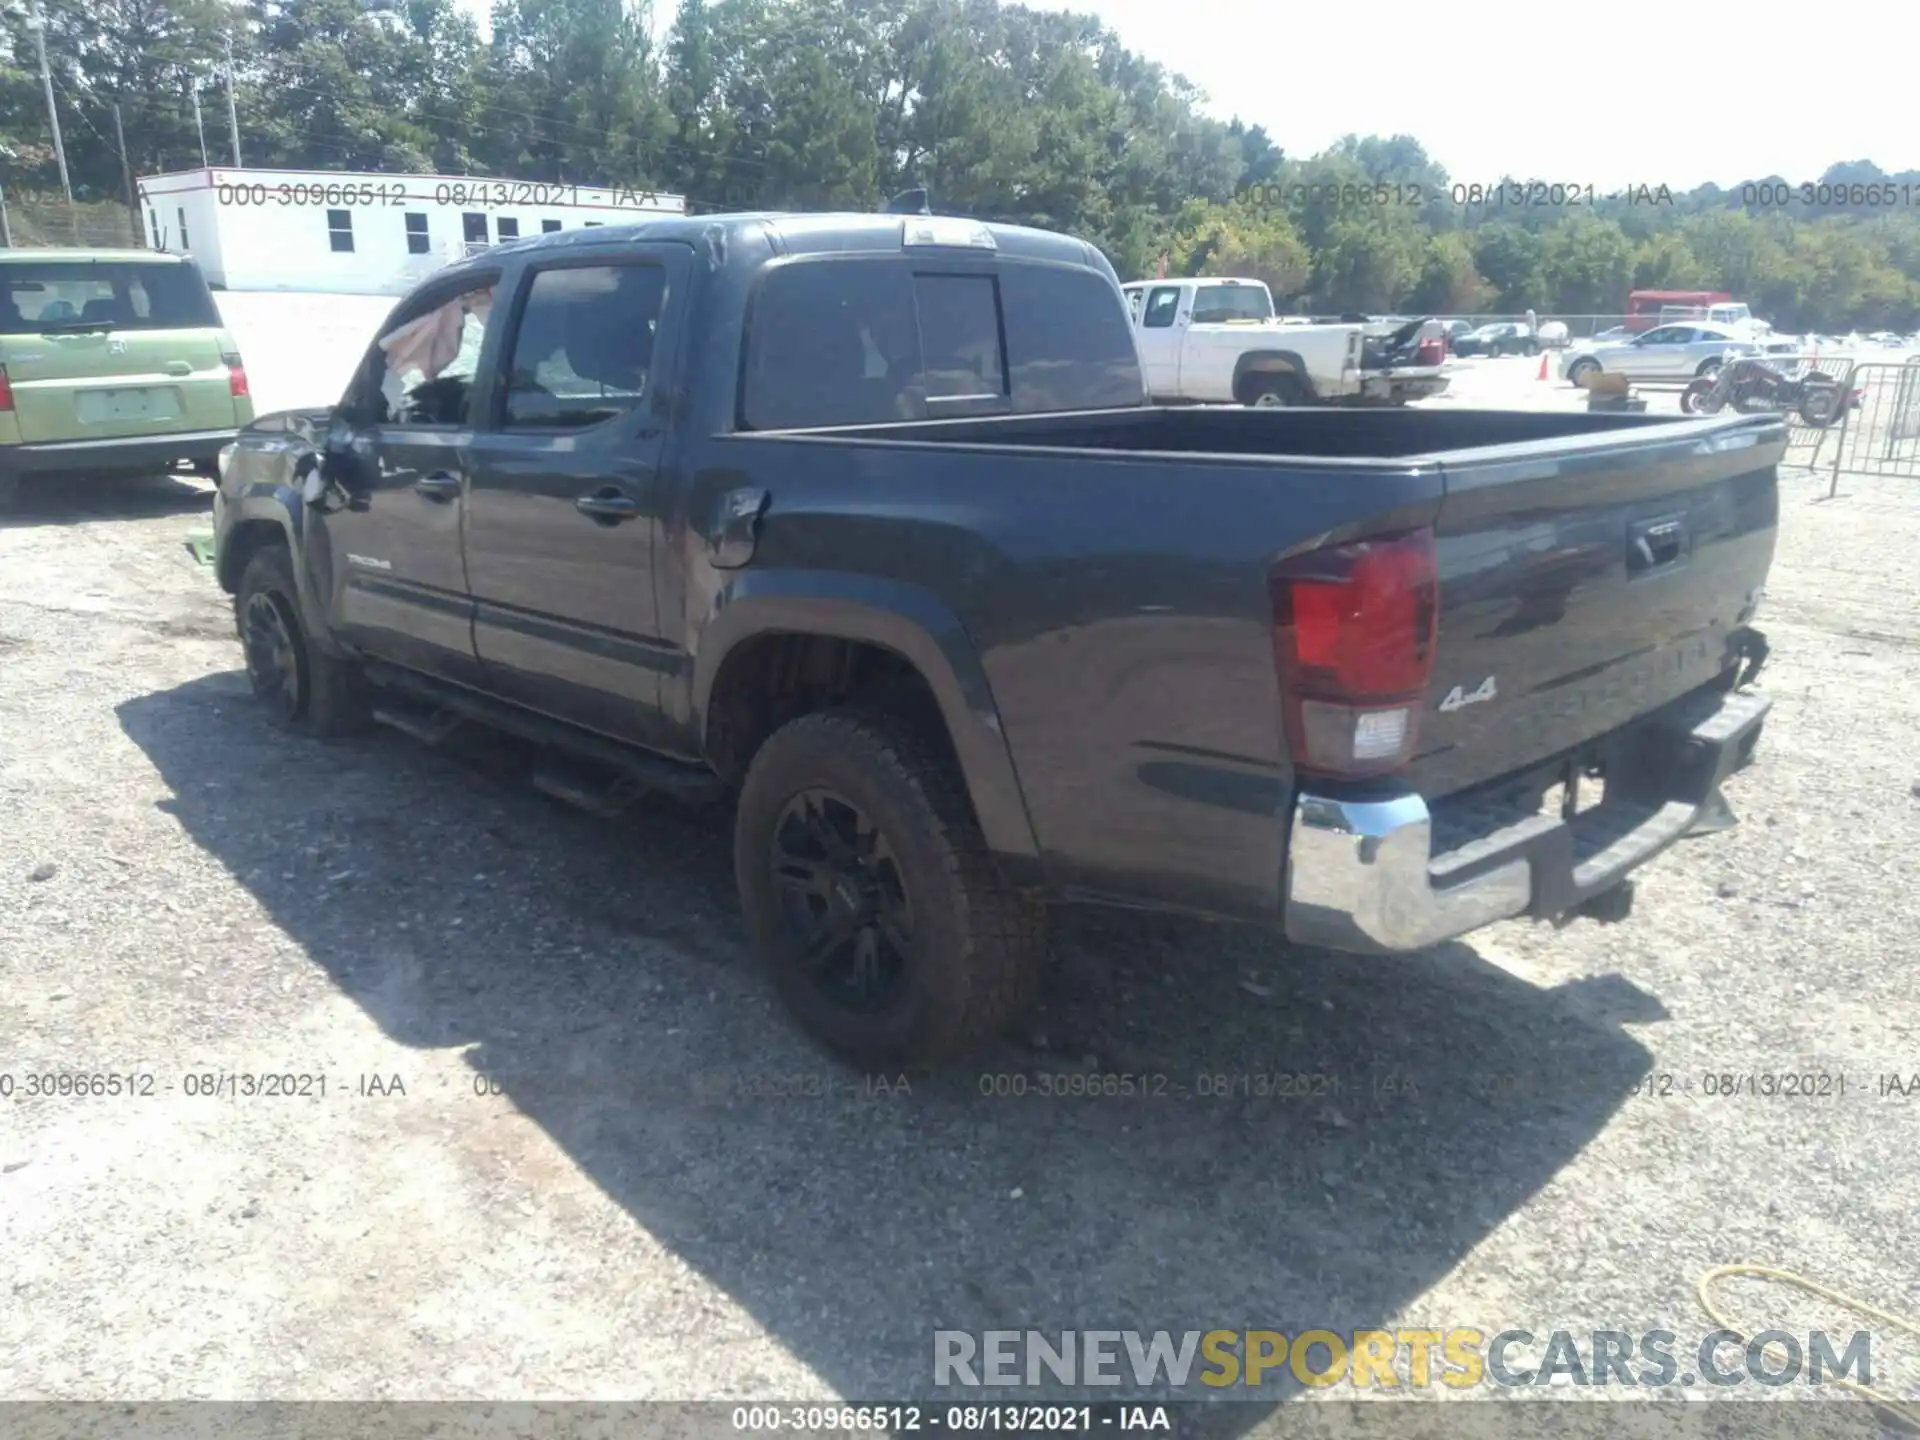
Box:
1439, 676, 1498, 712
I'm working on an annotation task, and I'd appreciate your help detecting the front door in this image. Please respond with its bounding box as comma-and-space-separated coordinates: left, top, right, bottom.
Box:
462, 245, 690, 748
1618, 324, 1690, 379
1135, 284, 1184, 396
317, 271, 501, 686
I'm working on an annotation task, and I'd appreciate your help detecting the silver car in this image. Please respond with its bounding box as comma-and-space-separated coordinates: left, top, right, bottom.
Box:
1564, 321, 1758, 384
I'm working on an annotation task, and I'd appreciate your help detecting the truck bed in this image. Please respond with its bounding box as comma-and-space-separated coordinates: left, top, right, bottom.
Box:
711, 406, 1784, 918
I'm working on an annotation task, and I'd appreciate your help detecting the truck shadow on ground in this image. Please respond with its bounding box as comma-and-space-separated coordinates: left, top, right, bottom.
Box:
0, 472, 211, 529
120, 671, 1663, 1422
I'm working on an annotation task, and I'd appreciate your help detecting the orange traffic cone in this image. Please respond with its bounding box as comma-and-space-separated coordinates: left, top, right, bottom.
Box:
1536, 352, 1551, 382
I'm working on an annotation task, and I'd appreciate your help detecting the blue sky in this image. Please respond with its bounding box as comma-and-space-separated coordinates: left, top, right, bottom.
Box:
455, 0, 1917, 190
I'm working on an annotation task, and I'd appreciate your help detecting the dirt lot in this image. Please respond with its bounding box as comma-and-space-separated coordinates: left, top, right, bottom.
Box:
2, 318, 1917, 1419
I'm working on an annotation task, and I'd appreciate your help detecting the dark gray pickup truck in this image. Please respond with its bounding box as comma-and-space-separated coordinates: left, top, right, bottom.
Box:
212, 211, 1779, 1066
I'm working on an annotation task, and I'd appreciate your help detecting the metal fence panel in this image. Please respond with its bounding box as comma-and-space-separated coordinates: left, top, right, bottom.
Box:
1819, 359, 1920, 495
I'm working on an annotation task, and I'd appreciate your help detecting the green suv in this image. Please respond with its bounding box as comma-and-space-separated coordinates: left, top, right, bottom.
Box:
0, 249, 253, 510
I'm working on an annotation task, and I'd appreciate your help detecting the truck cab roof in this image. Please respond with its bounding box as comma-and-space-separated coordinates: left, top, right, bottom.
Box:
441, 211, 1114, 281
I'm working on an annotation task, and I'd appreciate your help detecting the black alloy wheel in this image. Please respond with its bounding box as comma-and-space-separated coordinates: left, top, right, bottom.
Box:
243, 588, 305, 725
769, 787, 915, 1017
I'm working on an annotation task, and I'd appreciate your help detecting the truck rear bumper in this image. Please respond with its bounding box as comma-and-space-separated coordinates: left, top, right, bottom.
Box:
1283, 684, 1770, 953
0, 429, 237, 478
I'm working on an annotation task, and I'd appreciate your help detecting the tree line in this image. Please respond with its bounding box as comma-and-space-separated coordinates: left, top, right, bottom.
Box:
4, 0, 1918, 329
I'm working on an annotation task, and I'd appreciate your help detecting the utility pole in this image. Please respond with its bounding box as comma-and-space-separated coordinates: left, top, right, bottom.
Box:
191, 88, 210, 169
0, 185, 13, 249
26, 3, 71, 202
112, 102, 140, 246
222, 33, 243, 168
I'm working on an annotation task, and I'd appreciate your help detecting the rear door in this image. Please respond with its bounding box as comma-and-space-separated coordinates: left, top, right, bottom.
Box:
1410, 418, 1780, 801
0, 259, 238, 443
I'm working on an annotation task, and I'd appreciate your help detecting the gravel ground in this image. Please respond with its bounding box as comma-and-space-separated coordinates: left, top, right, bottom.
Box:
2, 306, 1917, 1426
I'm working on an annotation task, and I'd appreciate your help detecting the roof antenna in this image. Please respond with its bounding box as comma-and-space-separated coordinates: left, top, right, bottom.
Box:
883, 186, 931, 216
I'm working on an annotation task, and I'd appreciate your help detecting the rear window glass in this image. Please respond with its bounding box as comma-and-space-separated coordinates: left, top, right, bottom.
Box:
741, 257, 1142, 429
0, 261, 221, 334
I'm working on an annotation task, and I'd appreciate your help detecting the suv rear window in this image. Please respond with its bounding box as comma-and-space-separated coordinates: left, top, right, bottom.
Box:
0, 261, 222, 334
741, 257, 1143, 429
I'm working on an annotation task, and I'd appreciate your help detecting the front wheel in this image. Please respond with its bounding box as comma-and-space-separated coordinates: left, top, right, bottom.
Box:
1680, 377, 1720, 414
734, 708, 1045, 1067
1565, 357, 1601, 386
235, 546, 369, 738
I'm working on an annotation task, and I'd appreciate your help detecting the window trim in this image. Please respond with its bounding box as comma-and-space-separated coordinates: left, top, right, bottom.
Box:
487, 255, 672, 436
404, 211, 431, 255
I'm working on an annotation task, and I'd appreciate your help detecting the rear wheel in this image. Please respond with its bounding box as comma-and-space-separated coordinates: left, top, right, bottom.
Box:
235, 545, 368, 738
734, 708, 1044, 1067
1245, 375, 1305, 408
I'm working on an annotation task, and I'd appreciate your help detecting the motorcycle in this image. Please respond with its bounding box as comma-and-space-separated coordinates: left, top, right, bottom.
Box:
1680, 353, 1846, 427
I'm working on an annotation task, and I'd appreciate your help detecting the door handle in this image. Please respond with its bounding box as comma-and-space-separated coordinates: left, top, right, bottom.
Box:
164, 360, 193, 377
414, 472, 462, 501
575, 489, 640, 523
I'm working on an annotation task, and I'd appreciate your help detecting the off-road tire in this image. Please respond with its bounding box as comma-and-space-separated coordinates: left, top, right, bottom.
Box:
734, 707, 1045, 1067
235, 545, 369, 739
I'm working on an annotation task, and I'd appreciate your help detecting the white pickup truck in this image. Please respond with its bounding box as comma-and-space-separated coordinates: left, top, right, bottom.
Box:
1119, 278, 1444, 406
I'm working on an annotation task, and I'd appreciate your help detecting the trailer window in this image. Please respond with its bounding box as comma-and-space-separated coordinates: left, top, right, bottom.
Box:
404, 212, 430, 255
327, 209, 354, 253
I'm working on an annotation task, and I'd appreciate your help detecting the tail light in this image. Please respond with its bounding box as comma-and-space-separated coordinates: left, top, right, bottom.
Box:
0, 365, 12, 411
223, 352, 249, 399
1269, 528, 1438, 778
1415, 337, 1445, 366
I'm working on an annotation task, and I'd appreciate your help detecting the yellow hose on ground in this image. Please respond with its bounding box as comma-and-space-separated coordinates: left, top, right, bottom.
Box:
1696, 1264, 1920, 1431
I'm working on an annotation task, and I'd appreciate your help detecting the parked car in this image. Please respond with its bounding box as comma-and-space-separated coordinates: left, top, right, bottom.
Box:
0, 249, 253, 511
1121, 278, 1362, 405
213, 211, 1780, 1067
1451, 322, 1537, 358
1442, 319, 1475, 347
1563, 321, 1760, 385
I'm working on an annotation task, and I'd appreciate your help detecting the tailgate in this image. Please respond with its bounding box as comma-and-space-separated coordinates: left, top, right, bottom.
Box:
1406, 416, 1781, 800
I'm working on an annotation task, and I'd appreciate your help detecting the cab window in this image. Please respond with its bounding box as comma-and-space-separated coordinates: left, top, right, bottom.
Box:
364, 280, 496, 427
501, 263, 665, 430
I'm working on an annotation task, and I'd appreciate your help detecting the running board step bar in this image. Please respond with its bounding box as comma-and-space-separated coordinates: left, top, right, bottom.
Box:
362, 662, 727, 808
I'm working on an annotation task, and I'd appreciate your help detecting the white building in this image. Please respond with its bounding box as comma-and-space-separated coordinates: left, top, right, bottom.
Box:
132, 166, 687, 296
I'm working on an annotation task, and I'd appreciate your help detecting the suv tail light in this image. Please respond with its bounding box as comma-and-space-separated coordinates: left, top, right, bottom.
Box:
0, 365, 12, 412
1269, 528, 1439, 778
223, 352, 249, 399
1415, 337, 1445, 366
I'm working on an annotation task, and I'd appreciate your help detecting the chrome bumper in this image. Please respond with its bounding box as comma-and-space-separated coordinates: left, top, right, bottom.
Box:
1283, 687, 1771, 953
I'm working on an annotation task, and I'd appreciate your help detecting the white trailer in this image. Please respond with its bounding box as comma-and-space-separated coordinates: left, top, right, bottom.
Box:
133, 167, 686, 297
